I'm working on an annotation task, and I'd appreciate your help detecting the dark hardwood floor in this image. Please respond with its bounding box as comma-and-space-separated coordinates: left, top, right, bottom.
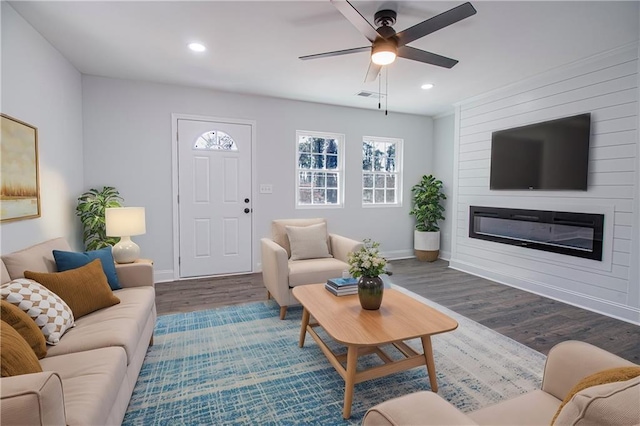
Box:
155, 258, 639, 363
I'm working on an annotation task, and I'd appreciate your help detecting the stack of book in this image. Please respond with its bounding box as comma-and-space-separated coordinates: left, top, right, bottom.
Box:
325, 277, 358, 296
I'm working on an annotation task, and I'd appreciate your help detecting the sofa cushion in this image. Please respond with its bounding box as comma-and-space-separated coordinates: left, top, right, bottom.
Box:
40, 347, 127, 426
0, 320, 43, 377
25, 259, 120, 319
286, 222, 332, 261
552, 367, 640, 425
53, 247, 121, 290
0, 300, 47, 359
1, 237, 71, 280
45, 286, 155, 365
1, 279, 75, 345
288, 257, 349, 287
272, 218, 326, 258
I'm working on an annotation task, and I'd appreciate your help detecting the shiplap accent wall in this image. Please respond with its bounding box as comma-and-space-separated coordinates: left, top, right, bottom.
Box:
450, 43, 639, 324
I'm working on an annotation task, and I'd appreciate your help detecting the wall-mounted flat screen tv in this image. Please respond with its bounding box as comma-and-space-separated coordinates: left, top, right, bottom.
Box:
490, 113, 591, 190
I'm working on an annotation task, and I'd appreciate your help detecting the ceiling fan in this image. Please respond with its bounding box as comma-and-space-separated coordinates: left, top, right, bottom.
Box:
300, 0, 477, 82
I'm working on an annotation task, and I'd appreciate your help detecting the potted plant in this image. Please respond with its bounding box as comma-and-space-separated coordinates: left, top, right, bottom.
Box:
348, 239, 388, 310
409, 174, 446, 262
76, 186, 124, 250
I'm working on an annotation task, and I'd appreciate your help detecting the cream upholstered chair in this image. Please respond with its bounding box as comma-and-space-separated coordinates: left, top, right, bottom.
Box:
363, 340, 638, 425
260, 218, 362, 319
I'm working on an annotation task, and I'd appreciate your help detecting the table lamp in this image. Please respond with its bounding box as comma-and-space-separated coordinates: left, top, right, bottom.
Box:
105, 207, 146, 264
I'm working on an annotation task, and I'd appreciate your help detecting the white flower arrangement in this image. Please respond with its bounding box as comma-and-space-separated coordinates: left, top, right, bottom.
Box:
347, 239, 388, 278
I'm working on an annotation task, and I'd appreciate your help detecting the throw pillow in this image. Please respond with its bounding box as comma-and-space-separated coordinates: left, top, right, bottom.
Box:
24, 259, 120, 319
552, 366, 640, 425
285, 222, 332, 261
0, 300, 47, 359
1, 279, 75, 345
0, 320, 43, 377
53, 247, 121, 290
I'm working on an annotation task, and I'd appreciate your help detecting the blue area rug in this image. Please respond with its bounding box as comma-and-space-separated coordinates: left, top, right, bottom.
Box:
123, 286, 546, 425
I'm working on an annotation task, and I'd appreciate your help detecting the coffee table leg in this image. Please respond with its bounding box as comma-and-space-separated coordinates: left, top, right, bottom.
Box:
342, 345, 358, 419
299, 307, 310, 348
421, 335, 438, 392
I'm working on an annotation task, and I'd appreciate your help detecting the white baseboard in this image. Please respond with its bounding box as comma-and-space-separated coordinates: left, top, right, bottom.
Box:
154, 269, 175, 283
382, 249, 414, 260
449, 259, 640, 326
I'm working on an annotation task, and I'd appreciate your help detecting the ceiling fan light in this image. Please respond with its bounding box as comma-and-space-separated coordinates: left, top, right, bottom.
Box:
371, 40, 397, 65
372, 50, 396, 65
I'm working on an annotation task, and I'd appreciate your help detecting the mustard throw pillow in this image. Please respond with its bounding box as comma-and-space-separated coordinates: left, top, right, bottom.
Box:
24, 259, 120, 319
0, 300, 47, 359
551, 366, 640, 425
1, 320, 43, 377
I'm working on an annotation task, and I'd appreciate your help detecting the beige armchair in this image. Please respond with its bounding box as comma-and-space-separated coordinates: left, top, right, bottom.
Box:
363, 340, 638, 425
260, 218, 363, 319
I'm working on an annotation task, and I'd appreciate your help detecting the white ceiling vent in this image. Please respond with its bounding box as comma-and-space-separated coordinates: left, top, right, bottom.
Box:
356, 91, 384, 98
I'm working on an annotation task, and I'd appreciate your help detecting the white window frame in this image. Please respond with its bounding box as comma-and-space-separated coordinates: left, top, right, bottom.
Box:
361, 135, 403, 208
295, 130, 345, 209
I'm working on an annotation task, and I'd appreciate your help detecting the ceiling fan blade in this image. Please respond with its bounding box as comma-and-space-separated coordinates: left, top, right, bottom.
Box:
396, 2, 477, 47
397, 46, 459, 68
299, 46, 370, 61
331, 0, 380, 42
364, 62, 382, 83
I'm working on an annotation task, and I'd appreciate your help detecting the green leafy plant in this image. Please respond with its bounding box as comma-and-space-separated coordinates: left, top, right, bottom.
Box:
409, 174, 446, 232
76, 186, 124, 250
348, 239, 388, 278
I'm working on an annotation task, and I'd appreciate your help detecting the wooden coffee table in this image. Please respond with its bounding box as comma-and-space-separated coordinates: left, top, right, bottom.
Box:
292, 284, 458, 419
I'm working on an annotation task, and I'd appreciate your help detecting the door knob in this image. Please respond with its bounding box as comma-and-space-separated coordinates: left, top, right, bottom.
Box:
244, 208, 250, 214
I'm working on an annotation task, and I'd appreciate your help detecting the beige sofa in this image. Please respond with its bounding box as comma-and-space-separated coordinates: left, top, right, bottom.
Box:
0, 237, 156, 425
261, 218, 363, 319
363, 340, 639, 425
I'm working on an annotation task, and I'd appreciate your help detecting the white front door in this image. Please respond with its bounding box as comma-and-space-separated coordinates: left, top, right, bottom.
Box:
177, 118, 253, 277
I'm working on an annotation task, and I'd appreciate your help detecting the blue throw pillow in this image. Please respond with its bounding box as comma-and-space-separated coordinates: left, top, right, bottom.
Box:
53, 247, 121, 290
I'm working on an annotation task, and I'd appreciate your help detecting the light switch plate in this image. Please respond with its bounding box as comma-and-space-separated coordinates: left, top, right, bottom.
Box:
260, 184, 273, 194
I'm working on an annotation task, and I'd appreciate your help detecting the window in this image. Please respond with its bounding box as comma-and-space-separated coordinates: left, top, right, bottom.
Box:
362, 136, 402, 206
194, 130, 237, 151
296, 130, 344, 207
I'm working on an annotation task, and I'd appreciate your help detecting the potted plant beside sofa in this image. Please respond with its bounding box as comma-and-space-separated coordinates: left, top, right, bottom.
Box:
409, 174, 446, 262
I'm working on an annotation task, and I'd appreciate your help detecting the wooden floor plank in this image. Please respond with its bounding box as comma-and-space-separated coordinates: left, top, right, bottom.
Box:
155, 258, 639, 363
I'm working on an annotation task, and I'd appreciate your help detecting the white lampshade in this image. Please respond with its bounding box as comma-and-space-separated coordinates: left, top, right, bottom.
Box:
105, 207, 146, 264
106, 207, 146, 237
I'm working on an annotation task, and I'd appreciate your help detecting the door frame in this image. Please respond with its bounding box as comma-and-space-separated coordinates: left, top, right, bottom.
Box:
171, 113, 257, 280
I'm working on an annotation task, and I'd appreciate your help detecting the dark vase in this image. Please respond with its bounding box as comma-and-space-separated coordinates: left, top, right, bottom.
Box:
358, 276, 384, 310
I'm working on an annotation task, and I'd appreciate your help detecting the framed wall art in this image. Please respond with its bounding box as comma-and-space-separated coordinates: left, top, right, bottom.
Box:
1, 114, 41, 222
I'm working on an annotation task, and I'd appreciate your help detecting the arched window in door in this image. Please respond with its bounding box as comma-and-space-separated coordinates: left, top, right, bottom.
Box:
194, 130, 238, 151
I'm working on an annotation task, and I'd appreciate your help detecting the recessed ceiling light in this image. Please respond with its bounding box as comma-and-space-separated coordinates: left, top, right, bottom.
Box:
421, 83, 434, 90
188, 43, 206, 52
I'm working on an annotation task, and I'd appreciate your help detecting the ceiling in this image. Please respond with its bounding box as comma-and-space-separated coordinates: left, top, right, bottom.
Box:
9, 1, 639, 116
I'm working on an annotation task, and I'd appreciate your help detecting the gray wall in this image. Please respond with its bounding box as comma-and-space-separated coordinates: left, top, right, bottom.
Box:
450, 44, 640, 324
433, 114, 455, 259
81, 76, 433, 280
0, 3, 84, 253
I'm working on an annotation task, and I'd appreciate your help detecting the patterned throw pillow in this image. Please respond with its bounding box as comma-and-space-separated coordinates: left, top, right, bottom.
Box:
0, 279, 75, 345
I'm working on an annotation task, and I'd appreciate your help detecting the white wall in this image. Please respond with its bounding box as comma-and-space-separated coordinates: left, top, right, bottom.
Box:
0, 3, 84, 253
81, 76, 433, 280
450, 43, 640, 324
433, 113, 455, 259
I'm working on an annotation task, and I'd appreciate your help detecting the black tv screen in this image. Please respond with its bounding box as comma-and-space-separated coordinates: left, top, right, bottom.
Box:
490, 113, 591, 190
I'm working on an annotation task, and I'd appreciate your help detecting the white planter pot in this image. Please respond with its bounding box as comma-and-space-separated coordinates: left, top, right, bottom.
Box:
414, 230, 440, 262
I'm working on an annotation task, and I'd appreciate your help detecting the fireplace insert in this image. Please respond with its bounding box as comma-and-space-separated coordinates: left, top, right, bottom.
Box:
469, 206, 604, 261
